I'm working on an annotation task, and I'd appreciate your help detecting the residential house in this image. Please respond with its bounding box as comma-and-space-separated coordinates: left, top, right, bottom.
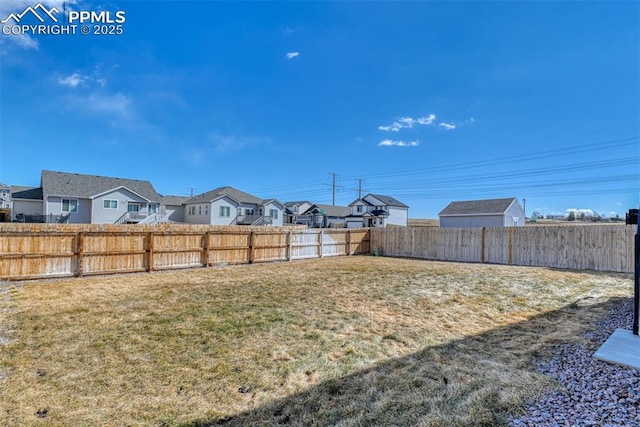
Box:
438, 197, 525, 228
11, 170, 164, 224
284, 201, 314, 225
184, 186, 284, 226
160, 195, 190, 223
346, 194, 409, 228
0, 183, 11, 222
305, 204, 350, 228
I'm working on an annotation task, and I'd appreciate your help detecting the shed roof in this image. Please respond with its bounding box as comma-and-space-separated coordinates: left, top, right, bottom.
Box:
439, 198, 518, 216
41, 170, 161, 202
10, 186, 43, 200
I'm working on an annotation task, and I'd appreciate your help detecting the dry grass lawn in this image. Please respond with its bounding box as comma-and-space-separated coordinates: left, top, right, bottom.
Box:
0, 256, 632, 426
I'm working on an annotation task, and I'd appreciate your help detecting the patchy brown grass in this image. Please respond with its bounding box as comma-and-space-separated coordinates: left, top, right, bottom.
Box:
0, 256, 632, 426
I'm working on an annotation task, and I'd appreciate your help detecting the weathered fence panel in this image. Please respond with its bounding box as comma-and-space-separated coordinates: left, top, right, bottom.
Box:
0, 233, 76, 279
0, 225, 370, 280
372, 225, 635, 273
252, 231, 288, 263
80, 232, 146, 275
152, 232, 204, 270
290, 230, 321, 260
321, 230, 348, 257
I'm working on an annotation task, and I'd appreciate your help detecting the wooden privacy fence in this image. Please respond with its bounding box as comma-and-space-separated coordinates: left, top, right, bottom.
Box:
370, 225, 635, 273
0, 227, 370, 280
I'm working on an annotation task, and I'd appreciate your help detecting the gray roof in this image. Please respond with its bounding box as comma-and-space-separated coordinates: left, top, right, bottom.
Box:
41, 170, 161, 202
308, 204, 350, 217
366, 194, 409, 208
161, 195, 190, 206
185, 186, 264, 205
284, 201, 311, 207
439, 198, 518, 216
0, 182, 9, 189
10, 186, 43, 200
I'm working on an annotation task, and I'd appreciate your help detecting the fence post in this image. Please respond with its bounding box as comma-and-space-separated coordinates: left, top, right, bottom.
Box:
75, 232, 84, 277
146, 232, 154, 272
319, 230, 324, 258
249, 231, 254, 264
481, 227, 486, 263
286, 230, 292, 261
202, 230, 210, 267
508, 227, 513, 265
346, 230, 351, 256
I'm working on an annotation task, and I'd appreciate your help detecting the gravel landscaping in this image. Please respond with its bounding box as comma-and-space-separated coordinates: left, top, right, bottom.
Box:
509, 298, 640, 426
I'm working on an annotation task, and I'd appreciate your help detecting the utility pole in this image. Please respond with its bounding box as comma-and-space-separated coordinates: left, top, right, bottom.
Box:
323, 173, 343, 206
188, 187, 196, 198
350, 179, 366, 199
331, 173, 336, 206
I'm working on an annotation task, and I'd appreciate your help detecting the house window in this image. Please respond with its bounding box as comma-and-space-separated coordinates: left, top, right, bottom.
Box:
128, 204, 140, 212
205, 205, 208, 215
199, 206, 202, 215
149, 204, 159, 213
220, 206, 230, 217
188, 206, 195, 215
103, 200, 118, 209
62, 199, 78, 213
357, 205, 363, 213
269, 209, 278, 219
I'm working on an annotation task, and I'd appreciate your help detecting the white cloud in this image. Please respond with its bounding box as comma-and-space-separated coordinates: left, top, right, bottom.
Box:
57, 72, 86, 88
438, 122, 456, 130
1, 33, 39, 50
397, 117, 416, 127
56, 68, 108, 89
378, 139, 420, 147
378, 114, 437, 132
378, 123, 403, 132
286, 52, 300, 59
85, 92, 133, 117
65, 92, 136, 127
417, 114, 436, 125
282, 27, 295, 36
616, 202, 622, 206
207, 131, 269, 153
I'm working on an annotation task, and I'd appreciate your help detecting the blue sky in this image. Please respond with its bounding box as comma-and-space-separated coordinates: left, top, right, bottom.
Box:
1, 0, 638, 218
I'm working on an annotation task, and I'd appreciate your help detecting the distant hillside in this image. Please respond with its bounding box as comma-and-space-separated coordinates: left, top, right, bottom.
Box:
408, 218, 439, 227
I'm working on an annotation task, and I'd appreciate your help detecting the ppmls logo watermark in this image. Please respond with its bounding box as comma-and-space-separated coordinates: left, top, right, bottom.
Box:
2, 2, 126, 37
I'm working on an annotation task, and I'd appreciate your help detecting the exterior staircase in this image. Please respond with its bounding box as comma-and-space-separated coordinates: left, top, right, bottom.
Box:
114, 212, 170, 225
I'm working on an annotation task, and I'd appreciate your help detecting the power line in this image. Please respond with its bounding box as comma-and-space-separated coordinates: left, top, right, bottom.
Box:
323, 173, 344, 206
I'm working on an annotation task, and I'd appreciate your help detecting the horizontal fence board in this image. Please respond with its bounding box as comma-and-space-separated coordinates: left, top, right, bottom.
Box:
372, 224, 635, 273
0, 225, 370, 280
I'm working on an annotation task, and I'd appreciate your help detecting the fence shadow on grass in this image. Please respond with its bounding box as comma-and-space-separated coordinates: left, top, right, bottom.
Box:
186, 297, 631, 427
